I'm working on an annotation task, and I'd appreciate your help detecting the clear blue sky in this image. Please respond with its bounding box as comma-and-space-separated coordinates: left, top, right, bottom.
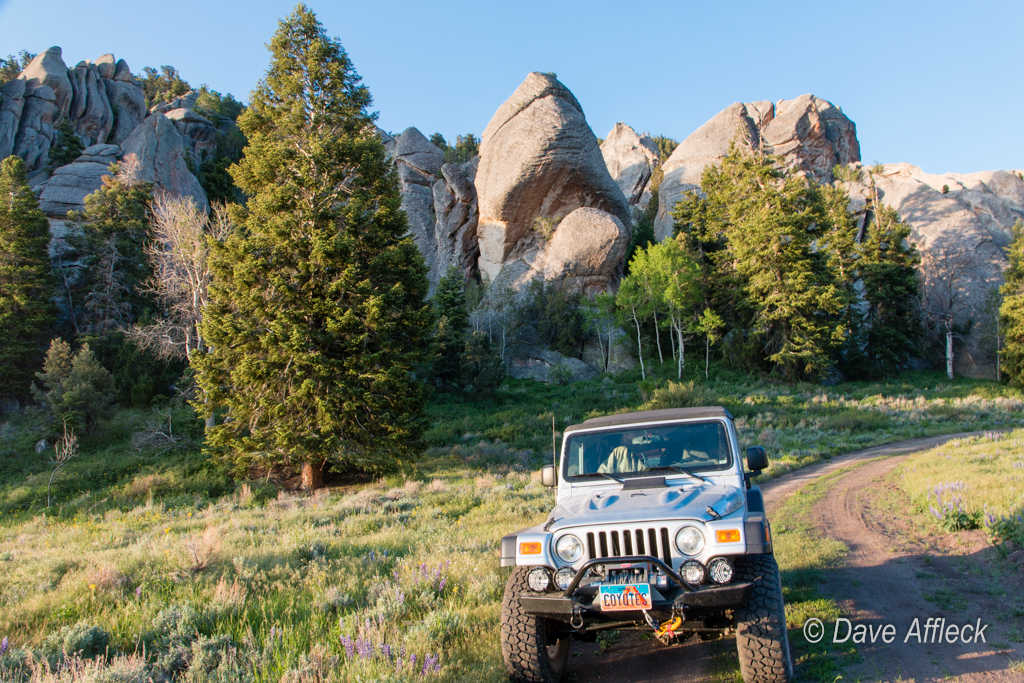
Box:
0, 0, 1020, 174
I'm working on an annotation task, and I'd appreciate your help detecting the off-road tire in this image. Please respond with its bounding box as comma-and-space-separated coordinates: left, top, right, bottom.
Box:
734, 554, 793, 683
500, 567, 570, 683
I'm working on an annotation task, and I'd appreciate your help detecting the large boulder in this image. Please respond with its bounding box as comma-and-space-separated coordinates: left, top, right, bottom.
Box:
120, 113, 208, 211
165, 108, 218, 159
37, 144, 119, 216
600, 123, 660, 210
506, 344, 600, 384
19, 47, 73, 119
542, 207, 629, 288
475, 72, 631, 292
654, 95, 859, 239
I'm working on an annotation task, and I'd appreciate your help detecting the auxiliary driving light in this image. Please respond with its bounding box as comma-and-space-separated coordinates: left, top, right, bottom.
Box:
681, 560, 706, 585
707, 557, 734, 584
554, 567, 575, 591
652, 571, 670, 590
527, 567, 552, 592
675, 526, 705, 556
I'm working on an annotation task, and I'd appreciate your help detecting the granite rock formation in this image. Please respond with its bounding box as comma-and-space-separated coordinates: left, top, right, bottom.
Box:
0, 46, 209, 217
474, 72, 631, 294
839, 163, 1024, 376
600, 122, 660, 211
654, 95, 860, 239
37, 143, 118, 215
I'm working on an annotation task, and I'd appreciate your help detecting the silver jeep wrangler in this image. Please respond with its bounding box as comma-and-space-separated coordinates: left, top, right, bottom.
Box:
499, 408, 792, 683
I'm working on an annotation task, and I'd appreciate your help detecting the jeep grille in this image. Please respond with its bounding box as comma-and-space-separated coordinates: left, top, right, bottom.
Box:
585, 527, 673, 566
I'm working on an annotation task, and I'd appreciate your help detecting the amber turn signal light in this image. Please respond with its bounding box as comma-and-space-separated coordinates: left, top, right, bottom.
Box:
715, 529, 741, 543
519, 542, 542, 554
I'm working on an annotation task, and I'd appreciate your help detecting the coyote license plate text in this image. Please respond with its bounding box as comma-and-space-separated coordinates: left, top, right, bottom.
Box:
598, 584, 652, 611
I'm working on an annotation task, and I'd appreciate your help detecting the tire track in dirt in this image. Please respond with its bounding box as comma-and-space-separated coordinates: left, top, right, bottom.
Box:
570, 430, 1021, 682
785, 435, 1024, 682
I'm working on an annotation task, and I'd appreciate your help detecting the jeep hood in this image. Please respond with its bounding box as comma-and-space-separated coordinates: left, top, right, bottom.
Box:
546, 483, 742, 531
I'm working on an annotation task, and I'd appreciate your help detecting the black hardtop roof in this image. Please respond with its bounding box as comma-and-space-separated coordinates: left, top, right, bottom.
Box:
566, 407, 733, 433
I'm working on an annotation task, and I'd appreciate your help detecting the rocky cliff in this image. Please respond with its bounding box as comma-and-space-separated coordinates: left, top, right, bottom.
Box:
0, 47, 211, 218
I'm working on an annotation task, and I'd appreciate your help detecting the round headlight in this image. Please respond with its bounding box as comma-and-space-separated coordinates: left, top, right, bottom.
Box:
675, 526, 705, 556
554, 534, 584, 563
527, 567, 552, 592
708, 557, 734, 584
554, 567, 575, 591
681, 560, 706, 585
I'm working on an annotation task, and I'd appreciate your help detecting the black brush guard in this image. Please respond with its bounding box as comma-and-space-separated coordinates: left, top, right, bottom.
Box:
518, 555, 753, 626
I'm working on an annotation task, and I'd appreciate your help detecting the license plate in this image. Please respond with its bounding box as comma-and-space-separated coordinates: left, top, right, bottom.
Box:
598, 584, 652, 612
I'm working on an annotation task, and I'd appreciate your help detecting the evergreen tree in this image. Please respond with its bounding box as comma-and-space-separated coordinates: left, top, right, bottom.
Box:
69, 162, 155, 331
195, 5, 432, 489
431, 266, 470, 387
461, 331, 504, 396
47, 120, 85, 172
66, 161, 174, 405
854, 204, 923, 377
1000, 220, 1024, 385
673, 147, 847, 379
32, 339, 115, 431
0, 156, 56, 402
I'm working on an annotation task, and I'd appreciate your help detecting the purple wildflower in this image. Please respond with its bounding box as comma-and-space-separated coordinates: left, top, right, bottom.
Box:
356, 637, 374, 659
340, 635, 354, 658
135, 586, 142, 600
0, 637, 8, 657
380, 643, 392, 660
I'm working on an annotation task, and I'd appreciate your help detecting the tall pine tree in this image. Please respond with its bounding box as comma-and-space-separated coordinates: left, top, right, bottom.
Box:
0, 156, 55, 402
1000, 220, 1024, 385
430, 265, 470, 387
853, 204, 923, 377
673, 147, 847, 380
195, 5, 431, 489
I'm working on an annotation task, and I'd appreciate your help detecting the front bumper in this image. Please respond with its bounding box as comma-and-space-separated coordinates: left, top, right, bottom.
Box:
519, 555, 753, 625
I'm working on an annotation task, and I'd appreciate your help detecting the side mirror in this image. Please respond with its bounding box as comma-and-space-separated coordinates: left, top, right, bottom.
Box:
541, 465, 557, 488
746, 446, 768, 474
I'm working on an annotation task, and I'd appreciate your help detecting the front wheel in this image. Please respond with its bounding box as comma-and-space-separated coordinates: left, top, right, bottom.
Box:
734, 554, 793, 683
500, 567, 570, 683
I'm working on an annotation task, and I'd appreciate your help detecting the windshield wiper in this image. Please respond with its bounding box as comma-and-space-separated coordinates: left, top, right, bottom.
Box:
577, 472, 624, 485
644, 466, 712, 484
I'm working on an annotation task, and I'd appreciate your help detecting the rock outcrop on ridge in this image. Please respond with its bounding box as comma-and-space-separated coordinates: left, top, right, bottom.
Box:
838, 163, 1024, 375
37, 143, 119, 215
474, 72, 631, 295
653, 95, 860, 240
121, 113, 209, 212
380, 126, 480, 294
600, 122, 660, 212
0, 46, 209, 217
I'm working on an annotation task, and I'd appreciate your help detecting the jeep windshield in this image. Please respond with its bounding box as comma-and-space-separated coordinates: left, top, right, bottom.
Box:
564, 420, 731, 480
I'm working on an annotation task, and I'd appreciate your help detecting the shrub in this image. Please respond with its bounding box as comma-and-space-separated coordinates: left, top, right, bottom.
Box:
548, 364, 573, 386
45, 622, 110, 659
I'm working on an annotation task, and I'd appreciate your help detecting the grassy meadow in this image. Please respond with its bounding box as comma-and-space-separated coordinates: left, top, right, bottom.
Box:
895, 429, 1024, 546
1, 367, 1023, 682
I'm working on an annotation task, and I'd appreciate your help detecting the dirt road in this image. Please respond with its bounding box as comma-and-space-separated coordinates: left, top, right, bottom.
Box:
571, 430, 1024, 682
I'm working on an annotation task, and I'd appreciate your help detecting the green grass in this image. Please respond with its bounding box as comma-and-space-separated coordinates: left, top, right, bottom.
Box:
1, 369, 1022, 681
894, 429, 1024, 545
